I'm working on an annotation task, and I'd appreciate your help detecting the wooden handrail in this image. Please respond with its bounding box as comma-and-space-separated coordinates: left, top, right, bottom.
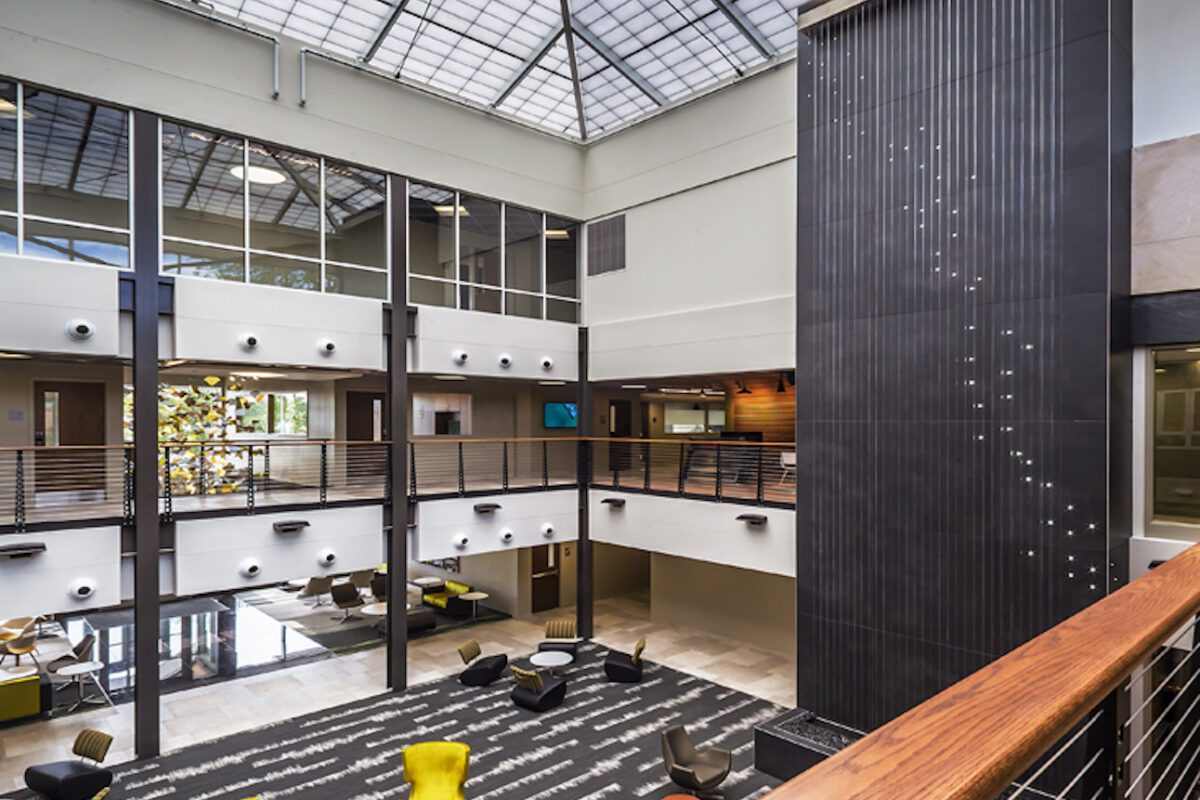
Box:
582, 436, 796, 448
766, 543, 1200, 800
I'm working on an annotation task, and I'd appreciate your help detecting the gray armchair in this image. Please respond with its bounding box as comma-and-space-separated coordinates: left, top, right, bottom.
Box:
661, 724, 731, 798
299, 576, 334, 606
330, 582, 365, 622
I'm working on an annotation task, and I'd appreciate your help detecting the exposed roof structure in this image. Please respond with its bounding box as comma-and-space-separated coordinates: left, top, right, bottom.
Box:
186, 0, 807, 140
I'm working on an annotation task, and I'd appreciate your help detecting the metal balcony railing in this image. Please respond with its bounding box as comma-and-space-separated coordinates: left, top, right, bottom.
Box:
408, 437, 578, 498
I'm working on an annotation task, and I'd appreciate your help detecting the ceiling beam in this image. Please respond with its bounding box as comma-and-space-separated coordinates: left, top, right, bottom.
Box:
491, 26, 563, 109
571, 22, 666, 106
361, 0, 413, 63
558, 0, 588, 140
710, 0, 775, 60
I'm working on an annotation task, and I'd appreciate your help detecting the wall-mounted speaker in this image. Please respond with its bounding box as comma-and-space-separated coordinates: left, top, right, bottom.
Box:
316, 548, 337, 567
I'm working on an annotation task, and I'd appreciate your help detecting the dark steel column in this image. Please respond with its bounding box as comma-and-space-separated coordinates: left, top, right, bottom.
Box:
131, 110, 161, 757
385, 174, 409, 690
576, 326, 593, 638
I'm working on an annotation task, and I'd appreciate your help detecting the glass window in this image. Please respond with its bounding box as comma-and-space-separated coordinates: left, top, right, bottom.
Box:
247, 142, 320, 260
162, 123, 245, 247
325, 159, 386, 268
22, 88, 128, 229
162, 241, 244, 282
458, 194, 500, 286
505, 205, 541, 292
505, 292, 542, 320
249, 252, 320, 291
412, 393, 472, 436
1153, 348, 1200, 523
270, 392, 308, 435
410, 276, 455, 307
545, 215, 578, 298
460, 284, 501, 314
547, 298, 579, 324
0, 81, 16, 213
326, 263, 387, 299
409, 182, 454, 279
23, 219, 128, 267
0, 214, 14, 255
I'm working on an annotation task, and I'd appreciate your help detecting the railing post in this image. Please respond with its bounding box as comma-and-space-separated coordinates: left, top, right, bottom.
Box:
161, 446, 173, 522
502, 441, 509, 492
613, 441, 621, 489
264, 442, 271, 491
678, 443, 686, 496
14, 449, 25, 533
319, 442, 328, 507
123, 448, 134, 526
245, 445, 255, 515
409, 441, 417, 499
457, 441, 465, 496
385, 444, 392, 503
715, 444, 723, 500
756, 445, 764, 504
643, 440, 651, 493
542, 440, 549, 488
198, 443, 207, 496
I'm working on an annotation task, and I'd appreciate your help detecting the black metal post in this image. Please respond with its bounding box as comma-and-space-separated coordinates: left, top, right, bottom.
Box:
384, 174, 409, 691
131, 110, 161, 758
408, 441, 417, 498
756, 445, 764, 504
319, 443, 328, 507
643, 440, 651, 493
14, 449, 24, 532
198, 444, 207, 496
576, 327, 593, 639
263, 442, 271, 490
245, 446, 255, 514
502, 441, 509, 492
677, 443, 686, 496
542, 440, 549, 488
715, 444, 723, 500
161, 446, 173, 522
123, 448, 134, 525
457, 441, 465, 496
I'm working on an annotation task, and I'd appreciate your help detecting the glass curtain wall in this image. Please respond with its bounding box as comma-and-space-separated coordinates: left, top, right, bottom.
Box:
161, 122, 388, 299
408, 181, 580, 322
0, 81, 131, 267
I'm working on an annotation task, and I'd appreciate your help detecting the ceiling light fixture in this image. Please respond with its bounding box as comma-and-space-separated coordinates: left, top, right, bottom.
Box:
736, 382, 752, 395
621, 384, 648, 390
545, 229, 571, 240
0, 98, 33, 119
433, 205, 469, 217
0, 352, 32, 359
231, 371, 288, 380
229, 164, 287, 185
1187, 347, 1200, 354
777, 373, 786, 393
433, 374, 467, 381
661, 388, 702, 394
538, 380, 567, 386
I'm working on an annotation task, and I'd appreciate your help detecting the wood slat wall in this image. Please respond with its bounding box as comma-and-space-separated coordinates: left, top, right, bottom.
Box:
724, 376, 794, 442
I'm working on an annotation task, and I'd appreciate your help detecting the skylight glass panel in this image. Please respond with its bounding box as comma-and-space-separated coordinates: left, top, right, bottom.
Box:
497, 38, 581, 137
735, 0, 804, 54
206, 0, 392, 58
572, 38, 656, 133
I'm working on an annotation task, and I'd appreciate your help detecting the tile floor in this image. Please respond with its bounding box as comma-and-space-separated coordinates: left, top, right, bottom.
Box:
0, 594, 795, 794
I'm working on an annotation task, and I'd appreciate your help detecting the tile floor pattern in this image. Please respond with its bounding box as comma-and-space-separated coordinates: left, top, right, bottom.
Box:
0, 595, 796, 795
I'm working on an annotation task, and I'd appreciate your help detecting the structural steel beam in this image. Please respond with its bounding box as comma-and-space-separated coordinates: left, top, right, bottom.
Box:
559, 0, 589, 140
492, 26, 563, 108
362, 0, 413, 63
572, 22, 667, 106
385, 173, 409, 691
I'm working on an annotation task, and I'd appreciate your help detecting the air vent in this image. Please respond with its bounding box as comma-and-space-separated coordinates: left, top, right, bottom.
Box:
587, 214, 626, 276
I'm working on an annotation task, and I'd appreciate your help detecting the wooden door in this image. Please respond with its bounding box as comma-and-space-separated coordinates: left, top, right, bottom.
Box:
345, 391, 386, 490
33, 381, 106, 493
608, 399, 633, 471
531, 544, 561, 613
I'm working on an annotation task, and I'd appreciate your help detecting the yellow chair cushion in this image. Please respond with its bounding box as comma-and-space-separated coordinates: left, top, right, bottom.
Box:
404, 741, 470, 800
425, 592, 450, 609
444, 580, 471, 596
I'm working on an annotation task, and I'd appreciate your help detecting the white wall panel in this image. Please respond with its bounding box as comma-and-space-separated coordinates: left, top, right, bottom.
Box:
413, 490, 577, 561
413, 306, 578, 381
173, 277, 384, 370
0, 527, 121, 617
174, 506, 384, 595
590, 493, 795, 577
0, 256, 120, 357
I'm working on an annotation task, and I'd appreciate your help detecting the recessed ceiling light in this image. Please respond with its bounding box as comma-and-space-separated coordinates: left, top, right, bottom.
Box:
230, 164, 287, 185
0, 98, 33, 119
433, 374, 467, 381
545, 229, 571, 239
539, 380, 567, 386
1187, 347, 1200, 354
1155, 368, 1166, 373
621, 384, 647, 390
661, 388, 702, 394
433, 205, 469, 217
231, 371, 287, 380
0, 352, 31, 359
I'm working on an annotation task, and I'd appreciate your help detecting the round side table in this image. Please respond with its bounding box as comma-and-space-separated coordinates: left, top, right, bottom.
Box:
529, 650, 573, 675
458, 591, 489, 619
57, 660, 112, 712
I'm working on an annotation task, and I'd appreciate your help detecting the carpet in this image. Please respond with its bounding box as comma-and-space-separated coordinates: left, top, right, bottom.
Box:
18, 643, 783, 799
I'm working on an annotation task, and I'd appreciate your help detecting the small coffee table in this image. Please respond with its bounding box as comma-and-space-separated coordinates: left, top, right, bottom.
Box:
361, 602, 388, 617
458, 591, 489, 619
57, 660, 112, 712
412, 576, 443, 589
529, 650, 573, 675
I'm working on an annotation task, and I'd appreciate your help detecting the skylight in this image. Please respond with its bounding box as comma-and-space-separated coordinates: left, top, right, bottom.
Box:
190, 0, 805, 140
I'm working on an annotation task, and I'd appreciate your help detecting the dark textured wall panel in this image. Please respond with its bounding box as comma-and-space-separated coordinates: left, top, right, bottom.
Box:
795, 0, 1130, 731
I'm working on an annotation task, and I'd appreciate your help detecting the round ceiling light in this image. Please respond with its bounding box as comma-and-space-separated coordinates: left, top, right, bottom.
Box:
229, 164, 287, 185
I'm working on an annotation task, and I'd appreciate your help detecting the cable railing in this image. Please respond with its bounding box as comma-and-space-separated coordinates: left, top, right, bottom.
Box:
408, 437, 578, 498
764, 544, 1200, 800
587, 437, 798, 507
0, 445, 132, 530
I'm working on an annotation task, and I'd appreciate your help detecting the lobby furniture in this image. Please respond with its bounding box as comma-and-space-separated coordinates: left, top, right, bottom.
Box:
370, 573, 387, 601
662, 724, 731, 798
406, 582, 424, 607
412, 576, 445, 591
57, 661, 112, 712
457, 639, 508, 686
510, 665, 567, 712
537, 618, 579, 657
458, 590, 489, 619
604, 637, 646, 683
299, 576, 334, 606
361, 602, 387, 632
530, 650, 572, 676
408, 605, 437, 633
47, 634, 96, 675
402, 741, 470, 800
347, 569, 375, 593
0, 671, 44, 723
778, 451, 796, 485
423, 579, 474, 618
24, 728, 114, 800
0, 629, 40, 668
331, 582, 366, 622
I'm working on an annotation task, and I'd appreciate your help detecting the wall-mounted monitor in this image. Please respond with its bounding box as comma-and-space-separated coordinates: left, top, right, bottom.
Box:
543, 402, 578, 429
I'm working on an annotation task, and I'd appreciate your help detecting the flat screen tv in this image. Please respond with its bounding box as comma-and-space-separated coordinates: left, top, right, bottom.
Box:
543, 402, 578, 429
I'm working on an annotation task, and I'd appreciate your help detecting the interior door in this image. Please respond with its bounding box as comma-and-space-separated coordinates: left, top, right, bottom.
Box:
33, 381, 106, 495
531, 544, 561, 613
608, 399, 633, 471
345, 391, 386, 489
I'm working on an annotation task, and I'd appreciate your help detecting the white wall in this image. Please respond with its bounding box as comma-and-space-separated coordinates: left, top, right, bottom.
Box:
1134, 0, 1200, 146
0, 527, 122, 618
412, 306, 578, 381
413, 490, 577, 562
0, 256, 121, 359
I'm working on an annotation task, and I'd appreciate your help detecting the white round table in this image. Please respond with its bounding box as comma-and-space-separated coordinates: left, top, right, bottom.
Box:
285, 578, 309, 589
458, 591, 489, 619
530, 650, 573, 675
57, 660, 112, 712
361, 602, 388, 617
0, 665, 36, 681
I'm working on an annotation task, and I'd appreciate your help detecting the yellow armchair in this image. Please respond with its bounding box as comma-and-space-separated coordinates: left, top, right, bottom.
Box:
403, 741, 470, 800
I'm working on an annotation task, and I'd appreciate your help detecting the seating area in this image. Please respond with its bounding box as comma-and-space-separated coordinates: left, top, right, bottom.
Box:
0, 617, 112, 726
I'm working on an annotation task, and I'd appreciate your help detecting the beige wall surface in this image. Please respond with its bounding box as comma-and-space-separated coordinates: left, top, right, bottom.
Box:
650, 553, 796, 655
1133, 132, 1200, 295
408, 549, 522, 617
594, 542, 651, 599
0, 361, 126, 447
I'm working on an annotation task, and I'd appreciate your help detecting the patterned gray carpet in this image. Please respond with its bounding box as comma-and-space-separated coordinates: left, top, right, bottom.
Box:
24, 643, 783, 799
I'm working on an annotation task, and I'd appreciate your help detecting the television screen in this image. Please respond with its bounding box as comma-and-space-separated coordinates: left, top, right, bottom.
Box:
544, 402, 578, 429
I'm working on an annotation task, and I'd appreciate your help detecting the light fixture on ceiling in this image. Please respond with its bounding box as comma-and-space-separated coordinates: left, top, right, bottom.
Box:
539, 380, 567, 386
231, 371, 288, 380
692, 403, 702, 411
1155, 368, 1166, 374
703, 389, 726, 397
736, 381, 752, 395
229, 164, 287, 185
0, 98, 33, 119
433, 204, 469, 217
777, 373, 786, 393
621, 384, 647, 390
1187, 347, 1200, 354
545, 229, 571, 240
433, 374, 468, 381
0, 352, 32, 359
